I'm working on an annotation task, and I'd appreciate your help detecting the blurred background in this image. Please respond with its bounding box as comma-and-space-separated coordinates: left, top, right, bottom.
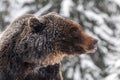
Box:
0, 0, 120, 80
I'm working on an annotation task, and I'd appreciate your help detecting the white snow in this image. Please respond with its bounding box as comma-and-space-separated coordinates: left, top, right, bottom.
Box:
109, 0, 120, 6
104, 73, 120, 80
84, 74, 94, 80
77, 5, 84, 12
10, 6, 30, 21
94, 25, 120, 46
74, 65, 81, 80
34, 1, 52, 17
6, 0, 31, 21
114, 60, 120, 69
80, 55, 100, 71
16, 0, 34, 4
67, 67, 74, 79
84, 10, 104, 24
60, 0, 74, 17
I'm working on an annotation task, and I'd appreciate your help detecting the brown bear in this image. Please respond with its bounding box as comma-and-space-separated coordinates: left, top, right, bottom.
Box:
0, 12, 98, 80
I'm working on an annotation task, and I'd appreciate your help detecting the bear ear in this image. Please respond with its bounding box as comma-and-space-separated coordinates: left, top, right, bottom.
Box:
28, 17, 45, 33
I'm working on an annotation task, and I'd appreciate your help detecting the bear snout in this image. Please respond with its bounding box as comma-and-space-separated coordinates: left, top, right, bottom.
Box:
92, 39, 98, 47
88, 39, 98, 53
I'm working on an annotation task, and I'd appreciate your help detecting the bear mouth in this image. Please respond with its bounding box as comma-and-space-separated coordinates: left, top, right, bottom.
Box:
85, 47, 97, 54
75, 44, 97, 54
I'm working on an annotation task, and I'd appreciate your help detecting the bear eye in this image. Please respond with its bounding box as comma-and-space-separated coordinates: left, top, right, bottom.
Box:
70, 27, 78, 36
70, 27, 78, 33
73, 36, 80, 43
69, 27, 81, 43
74, 36, 79, 40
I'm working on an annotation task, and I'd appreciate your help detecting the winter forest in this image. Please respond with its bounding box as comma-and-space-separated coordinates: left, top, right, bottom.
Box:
0, 0, 120, 80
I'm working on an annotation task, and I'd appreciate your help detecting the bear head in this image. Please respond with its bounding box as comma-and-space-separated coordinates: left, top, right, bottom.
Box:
15, 12, 98, 65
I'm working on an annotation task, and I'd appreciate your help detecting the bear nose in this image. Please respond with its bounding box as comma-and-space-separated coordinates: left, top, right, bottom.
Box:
93, 39, 98, 46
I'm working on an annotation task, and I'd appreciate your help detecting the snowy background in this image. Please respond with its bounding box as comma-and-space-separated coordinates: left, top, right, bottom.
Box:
0, 0, 120, 80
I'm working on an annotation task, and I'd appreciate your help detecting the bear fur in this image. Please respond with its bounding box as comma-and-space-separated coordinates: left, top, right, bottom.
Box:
0, 12, 97, 80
